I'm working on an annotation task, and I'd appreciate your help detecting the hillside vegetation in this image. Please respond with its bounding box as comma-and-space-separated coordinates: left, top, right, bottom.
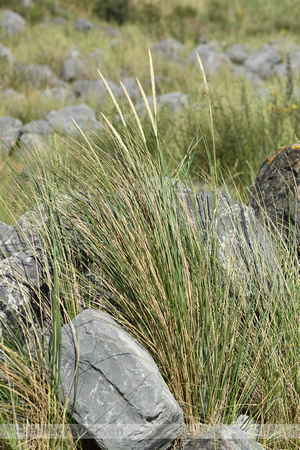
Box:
1, 0, 300, 220
0, 1, 299, 449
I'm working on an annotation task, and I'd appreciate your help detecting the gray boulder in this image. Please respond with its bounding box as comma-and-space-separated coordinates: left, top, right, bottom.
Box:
158, 92, 188, 112
0, 222, 12, 248
244, 44, 281, 79
74, 18, 99, 32
20, 0, 32, 7
232, 65, 263, 87
0, 116, 23, 156
40, 86, 72, 104
17, 64, 59, 88
136, 92, 188, 115
185, 44, 232, 76
21, 120, 52, 136
178, 188, 279, 291
1, 88, 24, 101
286, 50, 300, 75
151, 38, 185, 62
181, 425, 263, 449
225, 44, 250, 64
59, 309, 183, 450
73, 79, 118, 104
17, 133, 49, 158
88, 48, 104, 63
117, 77, 140, 101
0, 9, 26, 35
273, 62, 287, 77
0, 43, 16, 64
0, 220, 48, 333
61, 57, 82, 82
0, 247, 51, 340
0, 206, 47, 257
46, 103, 99, 135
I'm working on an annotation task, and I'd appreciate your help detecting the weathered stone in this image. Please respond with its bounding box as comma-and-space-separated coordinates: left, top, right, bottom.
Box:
17, 133, 49, 158
244, 44, 281, 79
21, 120, 52, 135
286, 50, 300, 75
151, 38, 185, 62
88, 48, 104, 63
185, 44, 232, 76
136, 92, 188, 115
274, 62, 287, 77
40, 86, 72, 104
61, 57, 82, 82
0, 207, 47, 257
0, 247, 49, 337
46, 103, 99, 135
181, 425, 263, 449
158, 92, 188, 112
0, 9, 26, 35
117, 77, 140, 101
0, 250, 44, 287
51, 17, 66, 26
73, 79, 118, 104
249, 142, 300, 251
17, 64, 59, 88
0, 222, 12, 248
74, 18, 99, 32
1, 88, 24, 101
225, 44, 250, 64
0, 43, 16, 64
59, 309, 183, 450
0, 116, 23, 156
20, 0, 32, 7
178, 188, 279, 290
232, 65, 263, 87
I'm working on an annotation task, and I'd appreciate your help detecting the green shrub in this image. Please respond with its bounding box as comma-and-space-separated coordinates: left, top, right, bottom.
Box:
93, 0, 131, 25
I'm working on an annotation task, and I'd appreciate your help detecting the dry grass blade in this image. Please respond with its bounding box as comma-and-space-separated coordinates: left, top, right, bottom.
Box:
136, 77, 157, 138
120, 81, 146, 144
149, 49, 157, 118
98, 69, 127, 128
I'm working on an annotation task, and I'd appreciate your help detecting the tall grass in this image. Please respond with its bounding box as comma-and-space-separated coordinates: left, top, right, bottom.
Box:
0, 56, 298, 449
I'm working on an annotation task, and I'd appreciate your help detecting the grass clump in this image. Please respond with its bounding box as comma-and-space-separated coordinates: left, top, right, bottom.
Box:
0, 58, 298, 448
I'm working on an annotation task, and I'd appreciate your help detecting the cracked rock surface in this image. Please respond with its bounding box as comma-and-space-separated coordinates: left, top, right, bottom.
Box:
58, 309, 183, 450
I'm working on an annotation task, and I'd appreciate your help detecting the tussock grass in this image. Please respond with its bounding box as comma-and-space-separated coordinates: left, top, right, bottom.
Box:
0, 57, 298, 448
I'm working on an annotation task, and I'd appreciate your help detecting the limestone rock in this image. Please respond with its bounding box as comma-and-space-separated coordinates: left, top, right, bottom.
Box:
73, 79, 118, 104
1, 88, 24, 101
136, 92, 188, 115
0, 116, 23, 156
182, 425, 263, 449
40, 86, 72, 104
0, 222, 12, 248
244, 44, 281, 79
117, 77, 140, 100
0, 9, 26, 35
16, 64, 59, 88
61, 57, 82, 82
225, 44, 251, 64
21, 120, 52, 136
185, 44, 232, 76
178, 188, 279, 291
151, 38, 185, 62
74, 18, 99, 32
46, 103, 99, 135
17, 133, 49, 158
0, 43, 16, 64
58, 309, 183, 450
